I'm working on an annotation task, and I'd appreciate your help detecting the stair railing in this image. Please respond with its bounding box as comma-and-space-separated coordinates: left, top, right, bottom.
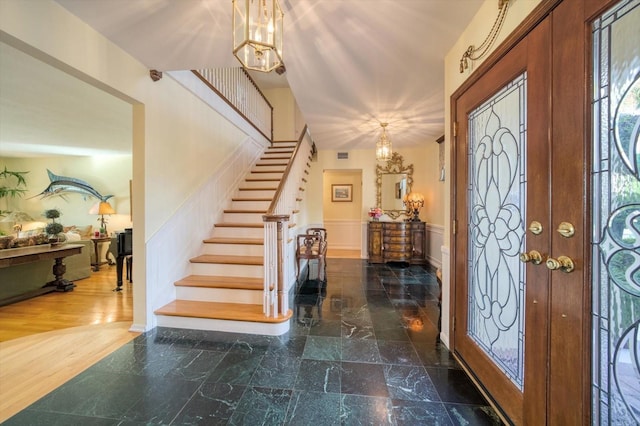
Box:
263, 127, 313, 317
192, 68, 273, 141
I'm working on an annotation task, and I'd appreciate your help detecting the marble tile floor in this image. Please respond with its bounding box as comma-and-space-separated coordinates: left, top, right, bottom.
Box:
5, 259, 502, 425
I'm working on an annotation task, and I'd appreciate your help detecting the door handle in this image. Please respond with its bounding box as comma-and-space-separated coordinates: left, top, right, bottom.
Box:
546, 255, 575, 273
519, 250, 543, 265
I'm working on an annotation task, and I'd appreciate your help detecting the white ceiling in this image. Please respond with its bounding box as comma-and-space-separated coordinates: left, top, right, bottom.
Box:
1, 0, 483, 156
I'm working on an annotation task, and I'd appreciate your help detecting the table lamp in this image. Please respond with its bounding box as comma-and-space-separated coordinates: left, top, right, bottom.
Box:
403, 192, 424, 222
89, 201, 115, 236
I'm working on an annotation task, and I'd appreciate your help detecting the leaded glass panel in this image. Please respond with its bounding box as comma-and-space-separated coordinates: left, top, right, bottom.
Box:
592, 1, 640, 424
467, 73, 527, 389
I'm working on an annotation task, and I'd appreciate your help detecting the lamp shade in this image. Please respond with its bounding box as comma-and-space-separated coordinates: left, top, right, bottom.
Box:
89, 202, 115, 215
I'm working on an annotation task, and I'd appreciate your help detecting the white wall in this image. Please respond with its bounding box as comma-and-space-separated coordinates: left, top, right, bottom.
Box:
441, 0, 543, 346
0, 0, 268, 331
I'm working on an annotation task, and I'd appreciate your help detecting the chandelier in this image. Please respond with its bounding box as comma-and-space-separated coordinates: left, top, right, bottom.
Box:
232, 0, 284, 73
376, 123, 392, 161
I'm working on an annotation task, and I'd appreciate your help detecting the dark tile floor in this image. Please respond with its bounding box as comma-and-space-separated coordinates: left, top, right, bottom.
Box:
6, 258, 501, 425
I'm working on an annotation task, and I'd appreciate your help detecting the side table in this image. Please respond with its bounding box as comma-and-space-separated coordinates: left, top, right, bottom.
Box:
90, 237, 112, 271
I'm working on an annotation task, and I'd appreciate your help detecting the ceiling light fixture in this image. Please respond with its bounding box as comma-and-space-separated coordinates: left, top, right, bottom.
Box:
232, 0, 284, 73
459, 0, 510, 73
376, 123, 392, 162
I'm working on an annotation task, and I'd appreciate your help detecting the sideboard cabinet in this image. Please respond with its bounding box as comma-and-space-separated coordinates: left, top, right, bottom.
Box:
367, 221, 426, 264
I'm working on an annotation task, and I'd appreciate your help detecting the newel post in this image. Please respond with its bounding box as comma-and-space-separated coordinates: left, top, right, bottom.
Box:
263, 214, 289, 317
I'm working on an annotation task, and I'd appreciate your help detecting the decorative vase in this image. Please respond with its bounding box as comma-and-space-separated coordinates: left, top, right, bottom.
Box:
49, 233, 67, 246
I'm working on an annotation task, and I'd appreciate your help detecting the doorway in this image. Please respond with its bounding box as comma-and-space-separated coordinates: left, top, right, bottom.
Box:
322, 169, 362, 258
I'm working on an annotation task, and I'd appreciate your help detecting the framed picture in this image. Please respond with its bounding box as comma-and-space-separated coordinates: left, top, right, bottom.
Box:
331, 184, 353, 202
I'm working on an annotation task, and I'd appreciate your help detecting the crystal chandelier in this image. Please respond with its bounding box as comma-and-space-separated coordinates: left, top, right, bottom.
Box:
376, 123, 392, 161
232, 0, 284, 73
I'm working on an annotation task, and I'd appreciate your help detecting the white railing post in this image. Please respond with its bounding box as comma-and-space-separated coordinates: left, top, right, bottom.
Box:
193, 68, 273, 141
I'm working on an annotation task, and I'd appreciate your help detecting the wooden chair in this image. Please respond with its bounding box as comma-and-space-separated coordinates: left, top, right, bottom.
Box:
295, 230, 327, 282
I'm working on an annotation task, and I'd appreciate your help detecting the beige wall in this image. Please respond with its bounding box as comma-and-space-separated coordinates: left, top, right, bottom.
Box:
323, 170, 362, 220
307, 143, 441, 223
263, 87, 305, 141
0, 156, 132, 234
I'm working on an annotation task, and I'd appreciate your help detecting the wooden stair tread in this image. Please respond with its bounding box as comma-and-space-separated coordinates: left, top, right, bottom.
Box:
260, 156, 291, 160
215, 222, 264, 228
223, 209, 266, 214
239, 187, 277, 191
190, 254, 263, 265
245, 178, 281, 182
250, 170, 284, 174
203, 237, 263, 245
255, 163, 288, 167
175, 275, 262, 290
232, 197, 272, 201
155, 300, 292, 323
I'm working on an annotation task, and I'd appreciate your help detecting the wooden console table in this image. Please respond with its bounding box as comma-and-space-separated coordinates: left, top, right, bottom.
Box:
0, 244, 83, 306
367, 221, 426, 264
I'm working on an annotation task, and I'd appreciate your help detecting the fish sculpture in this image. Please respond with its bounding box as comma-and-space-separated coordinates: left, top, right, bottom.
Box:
33, 169, 113, 202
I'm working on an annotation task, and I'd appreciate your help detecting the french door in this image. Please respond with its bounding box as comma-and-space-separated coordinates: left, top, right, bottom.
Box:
449, 0, 632, 423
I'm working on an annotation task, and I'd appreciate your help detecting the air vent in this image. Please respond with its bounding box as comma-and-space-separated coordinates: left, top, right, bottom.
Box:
337, 152, 349, 160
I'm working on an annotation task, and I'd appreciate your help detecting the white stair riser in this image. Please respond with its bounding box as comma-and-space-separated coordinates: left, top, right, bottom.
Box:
176, 287, 262, 304
223, 212, 265, 223
212, 226, 263, 238
191, 262, 263, 277
156, 315, 289, 336
230, 200, 271, 210
241, 180, 281, 188
202, 243, 263, 256
237, 189, 276, 198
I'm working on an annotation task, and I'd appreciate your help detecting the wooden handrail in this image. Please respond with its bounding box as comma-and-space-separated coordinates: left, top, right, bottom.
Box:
265, 126, 308, 215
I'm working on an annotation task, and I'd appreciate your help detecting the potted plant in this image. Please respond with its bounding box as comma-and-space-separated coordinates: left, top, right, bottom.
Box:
44, 208, 66, 245
0, 167, 29, 218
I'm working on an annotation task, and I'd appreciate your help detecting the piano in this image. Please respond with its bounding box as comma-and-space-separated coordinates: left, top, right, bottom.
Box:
115, 228, 132, 291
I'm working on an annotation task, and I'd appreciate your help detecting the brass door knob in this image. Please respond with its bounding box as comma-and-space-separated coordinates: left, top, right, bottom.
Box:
528, 221, 543, 235
519, 250, 543, 265
557, 222, 575, 238
546, 255, 575, 273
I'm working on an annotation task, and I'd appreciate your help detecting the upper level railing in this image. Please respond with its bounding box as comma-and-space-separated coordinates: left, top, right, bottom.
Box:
263, 127, 314, 317
192, 68, 273, 141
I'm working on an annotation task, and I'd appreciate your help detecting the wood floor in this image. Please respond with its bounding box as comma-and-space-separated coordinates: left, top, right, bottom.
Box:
0, 265, 137, 422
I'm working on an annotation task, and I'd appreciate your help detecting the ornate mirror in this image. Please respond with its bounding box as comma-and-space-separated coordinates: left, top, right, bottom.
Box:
375, 152, 413, 219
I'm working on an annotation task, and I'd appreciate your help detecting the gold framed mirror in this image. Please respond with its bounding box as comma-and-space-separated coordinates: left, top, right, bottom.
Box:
375, 152, 413, 219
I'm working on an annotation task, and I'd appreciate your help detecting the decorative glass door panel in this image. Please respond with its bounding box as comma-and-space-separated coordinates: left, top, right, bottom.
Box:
467, 73, 527, 389
592, 0, 640, 424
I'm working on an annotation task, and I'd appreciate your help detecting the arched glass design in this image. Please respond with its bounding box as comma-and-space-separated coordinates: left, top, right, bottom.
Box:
467, 72, 527, 389
592, 1, 640, 424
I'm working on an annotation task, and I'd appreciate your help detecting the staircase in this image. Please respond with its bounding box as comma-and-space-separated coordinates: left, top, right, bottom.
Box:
154, 141, 300, 335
